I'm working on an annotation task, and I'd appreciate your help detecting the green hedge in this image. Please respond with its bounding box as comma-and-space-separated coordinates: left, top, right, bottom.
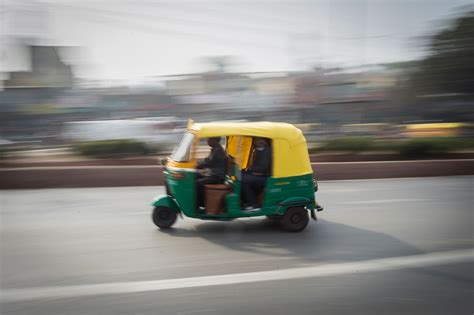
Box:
398, 138, 474, 157
312, 137, 474, 156
73, 140, 151, 158
317, 137, 374, 152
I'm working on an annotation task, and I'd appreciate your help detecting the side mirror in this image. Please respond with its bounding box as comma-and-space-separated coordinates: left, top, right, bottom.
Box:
160, 158, 168, 166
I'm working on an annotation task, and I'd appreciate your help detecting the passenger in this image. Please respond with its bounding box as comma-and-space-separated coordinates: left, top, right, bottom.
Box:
196, 137, 227, 207
241, 137, 272, 210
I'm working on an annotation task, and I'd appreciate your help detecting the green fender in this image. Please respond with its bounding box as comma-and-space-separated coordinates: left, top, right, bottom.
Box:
151, 195, 180, 213
277, 196, 314, 214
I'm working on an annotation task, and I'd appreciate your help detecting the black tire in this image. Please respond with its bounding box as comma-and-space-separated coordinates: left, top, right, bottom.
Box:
280, 207, 309, 232
152, 206, 177, 229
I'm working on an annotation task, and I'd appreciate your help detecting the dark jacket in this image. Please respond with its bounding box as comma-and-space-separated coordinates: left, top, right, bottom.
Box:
198, 145, 227, 179
249, 145, 272, 176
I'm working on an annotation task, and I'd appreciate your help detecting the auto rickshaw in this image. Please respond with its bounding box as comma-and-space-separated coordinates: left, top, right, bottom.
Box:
151, 121, 322, 232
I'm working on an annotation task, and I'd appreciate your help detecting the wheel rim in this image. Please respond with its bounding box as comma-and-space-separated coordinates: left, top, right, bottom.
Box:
159, 210, 171, 221
291, 213, 302, 224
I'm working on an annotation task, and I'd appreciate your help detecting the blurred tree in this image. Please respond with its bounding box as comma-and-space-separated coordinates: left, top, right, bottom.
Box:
416, 8, 474, 96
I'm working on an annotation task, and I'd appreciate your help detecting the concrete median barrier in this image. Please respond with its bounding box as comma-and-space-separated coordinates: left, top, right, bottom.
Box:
1, 160, 473, 189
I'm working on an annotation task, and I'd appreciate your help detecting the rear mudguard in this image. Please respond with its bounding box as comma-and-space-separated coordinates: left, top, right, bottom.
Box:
151, 195, 181, 214
277, 196, 314, 215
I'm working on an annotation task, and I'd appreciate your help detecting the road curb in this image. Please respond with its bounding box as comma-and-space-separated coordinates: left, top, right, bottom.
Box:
1, 160, 474, 189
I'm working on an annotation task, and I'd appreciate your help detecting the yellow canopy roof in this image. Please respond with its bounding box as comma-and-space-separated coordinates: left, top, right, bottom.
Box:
189, 121, 313, 178
190, 121, 304, 142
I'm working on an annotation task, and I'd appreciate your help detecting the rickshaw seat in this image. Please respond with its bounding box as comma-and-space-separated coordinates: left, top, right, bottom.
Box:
205, 184, 231, 190
204, 184, 232, 214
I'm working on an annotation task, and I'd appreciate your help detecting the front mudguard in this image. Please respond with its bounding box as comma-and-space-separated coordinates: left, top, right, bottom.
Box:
151, 195, 181, 215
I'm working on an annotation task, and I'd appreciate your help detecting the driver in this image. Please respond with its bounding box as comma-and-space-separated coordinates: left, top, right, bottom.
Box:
196, 137, 227, 207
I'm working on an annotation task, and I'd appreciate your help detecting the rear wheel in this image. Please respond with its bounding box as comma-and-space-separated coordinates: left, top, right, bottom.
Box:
280, 207, 309, 232
152, 206, 177, 229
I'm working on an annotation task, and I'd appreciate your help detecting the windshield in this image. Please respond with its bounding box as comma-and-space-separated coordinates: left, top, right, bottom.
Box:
170, 132, 194, 162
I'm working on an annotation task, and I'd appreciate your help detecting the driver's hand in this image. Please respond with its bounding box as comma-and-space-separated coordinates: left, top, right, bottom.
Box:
198, 168, 211, 176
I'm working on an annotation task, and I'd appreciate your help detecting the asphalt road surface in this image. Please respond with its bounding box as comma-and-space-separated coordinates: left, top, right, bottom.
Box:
1, 176, 473, 314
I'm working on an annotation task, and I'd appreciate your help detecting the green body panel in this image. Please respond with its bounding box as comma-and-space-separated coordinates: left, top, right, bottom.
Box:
160, 167, 316, 220
225, 193, 241, 216
259, 174, 316, 215
164, 169, 198, 218
225, 178, 242, 216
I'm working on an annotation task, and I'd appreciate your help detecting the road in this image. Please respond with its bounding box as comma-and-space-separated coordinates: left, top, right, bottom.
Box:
1, 176, 473, 314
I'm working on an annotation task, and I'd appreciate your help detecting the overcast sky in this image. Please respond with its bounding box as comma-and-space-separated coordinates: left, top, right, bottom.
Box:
2, 0, 472, 81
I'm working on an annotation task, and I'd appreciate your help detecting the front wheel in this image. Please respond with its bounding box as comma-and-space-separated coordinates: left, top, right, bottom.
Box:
152, 206, 177, 229
280, 207, 309, 232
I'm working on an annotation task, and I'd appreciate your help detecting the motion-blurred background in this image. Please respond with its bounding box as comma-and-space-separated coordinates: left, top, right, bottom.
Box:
1, 4, 474, 314
1, 0, 473, 161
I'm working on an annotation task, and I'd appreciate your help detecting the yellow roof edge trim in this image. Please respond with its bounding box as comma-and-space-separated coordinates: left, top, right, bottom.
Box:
188, 121, 305, 142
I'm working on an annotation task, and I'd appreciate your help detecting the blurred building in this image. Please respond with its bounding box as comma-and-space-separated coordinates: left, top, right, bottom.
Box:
163, 71, 296, 122
1, 44, 75, 144
4, 45, 73, 88
2, 49, 472, 147
291, 67, 395, 127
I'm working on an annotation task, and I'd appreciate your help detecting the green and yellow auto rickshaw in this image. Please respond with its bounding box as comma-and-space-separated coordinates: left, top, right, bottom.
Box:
151, 120, 322, 232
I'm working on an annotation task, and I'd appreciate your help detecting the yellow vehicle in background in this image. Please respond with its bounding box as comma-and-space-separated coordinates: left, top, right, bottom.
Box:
402, 123, 473, 138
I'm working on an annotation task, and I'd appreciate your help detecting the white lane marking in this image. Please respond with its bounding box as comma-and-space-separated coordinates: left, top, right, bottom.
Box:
316, 159, 474, 165
1, 249, 473, 303
336, 199, 429, 205
319, 175, 473, 183
1, 166, 162, 171
178, 292, 209, 298
177, 309, 215, 315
